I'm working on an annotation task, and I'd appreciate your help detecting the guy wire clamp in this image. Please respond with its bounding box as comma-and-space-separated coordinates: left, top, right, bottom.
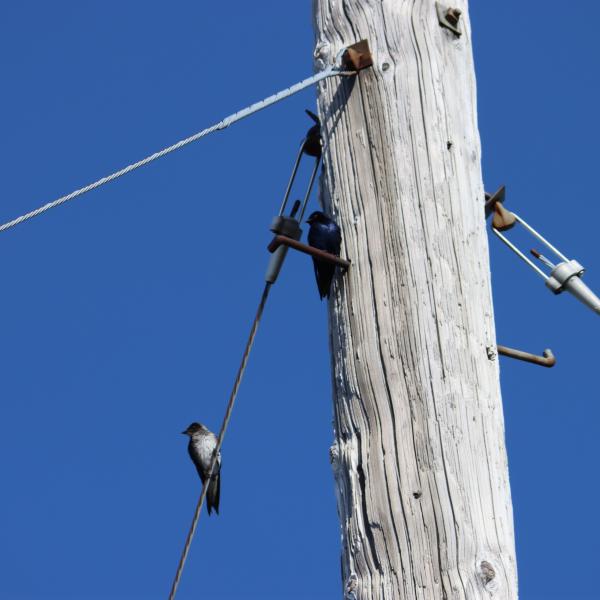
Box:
486, 186, 600, 316
265, 111, 351, 285
265, 111, 323, 285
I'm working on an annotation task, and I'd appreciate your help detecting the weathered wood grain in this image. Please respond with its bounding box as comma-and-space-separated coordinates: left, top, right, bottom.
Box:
313, 2, 518, 598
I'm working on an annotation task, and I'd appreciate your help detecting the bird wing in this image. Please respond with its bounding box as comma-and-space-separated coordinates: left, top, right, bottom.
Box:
330, 225, 342, 255
208, 432, 221, 473
206, 434, 221, 515
308, 222, 341, 254
207, 470, 221, 515
188, 442, 206, 484
308, 223, 342, 298
324, 224, 342, 256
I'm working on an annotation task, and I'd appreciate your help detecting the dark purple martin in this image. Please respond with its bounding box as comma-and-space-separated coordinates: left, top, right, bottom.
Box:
182, 422, 221, 515
306, 211, 342, 299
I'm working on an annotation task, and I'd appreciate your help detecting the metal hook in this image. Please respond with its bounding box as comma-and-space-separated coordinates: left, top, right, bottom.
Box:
496, 344, 556, 368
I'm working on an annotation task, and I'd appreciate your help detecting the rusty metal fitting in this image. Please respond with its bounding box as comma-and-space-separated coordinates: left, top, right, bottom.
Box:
492, 202, 517, 231
484, 185, 506, 217
268, 235, 351, 272
497, 345, 556, 368
436, 2, 462, 37
445, 7, 462, 26
484, 186, 516, 230
341, 40, 373, 72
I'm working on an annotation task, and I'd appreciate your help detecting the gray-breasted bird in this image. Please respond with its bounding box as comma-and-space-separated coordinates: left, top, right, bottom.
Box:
306, 211, 342, 299
182, 422, 221, 515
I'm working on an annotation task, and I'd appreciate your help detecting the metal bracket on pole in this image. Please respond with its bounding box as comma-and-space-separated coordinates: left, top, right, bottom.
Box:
267, 235, 351, 272
484, 185, 506, 218
436, 3, 462, 37
340, 40, 373, 72
485, 185, 600, 316
492, 212, 600, 315
485, 185, 516, 230
496, 344, 556, 368
265, 112, 323, 284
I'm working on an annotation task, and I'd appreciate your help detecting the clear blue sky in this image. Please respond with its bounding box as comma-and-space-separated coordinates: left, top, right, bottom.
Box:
1, 2, 598, 599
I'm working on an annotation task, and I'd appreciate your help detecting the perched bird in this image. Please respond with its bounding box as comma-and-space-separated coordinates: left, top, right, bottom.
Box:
182, 422, 221, 515
306, 211, 342, 299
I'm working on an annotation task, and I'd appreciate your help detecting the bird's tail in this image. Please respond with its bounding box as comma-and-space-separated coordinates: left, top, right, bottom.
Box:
315, 260, 335, 299
206, 471, 220, 516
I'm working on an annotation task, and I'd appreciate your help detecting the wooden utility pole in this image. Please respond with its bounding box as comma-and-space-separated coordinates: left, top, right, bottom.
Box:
313, 2, 518, 598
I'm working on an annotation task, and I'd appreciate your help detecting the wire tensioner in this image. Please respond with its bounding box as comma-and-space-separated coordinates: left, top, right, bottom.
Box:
486, 186, 600, 316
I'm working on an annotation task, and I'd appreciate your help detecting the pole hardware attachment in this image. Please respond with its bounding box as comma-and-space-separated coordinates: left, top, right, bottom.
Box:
485, 185, 516, 230
484, 185, 506, 217
268, 235, 351, 272
265, 112, 323, 284
436, 3, 462, 37
497, 344, 556, 368
485, 186, 600, 316
340, 40, 373, 72
302, 110, 321, 158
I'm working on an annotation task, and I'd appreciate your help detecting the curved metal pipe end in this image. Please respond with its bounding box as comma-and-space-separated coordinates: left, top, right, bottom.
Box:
497, 344, 557, 368
541, 349, 556, 367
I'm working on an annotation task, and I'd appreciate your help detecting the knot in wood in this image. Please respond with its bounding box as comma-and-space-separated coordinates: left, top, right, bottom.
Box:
479, 560, 496, 586
329, 443, 340, 466
344, 573, 358, 599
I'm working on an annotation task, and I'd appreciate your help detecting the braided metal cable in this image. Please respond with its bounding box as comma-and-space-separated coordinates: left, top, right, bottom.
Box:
168, 282, 272, 600
0, 65, 345, 234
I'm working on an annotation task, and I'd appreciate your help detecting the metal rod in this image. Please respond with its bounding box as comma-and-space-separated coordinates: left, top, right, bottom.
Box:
267, 235, 351, 270
289, 199, 301, 219
492, 227, 548, 280
278, 141, 305, 216
497, 344, 556, 368
530, 249, 555, 269
513, 213, 569, 263
297, 156, 321, 223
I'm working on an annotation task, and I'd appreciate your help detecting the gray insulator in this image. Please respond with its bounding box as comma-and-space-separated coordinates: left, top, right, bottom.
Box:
545, 260, 584, 294
265, 246, 289, 284
270, 215, 302, 239
546, 260, 600, 315
562, 274, 600, 315
265, 215, 303, 284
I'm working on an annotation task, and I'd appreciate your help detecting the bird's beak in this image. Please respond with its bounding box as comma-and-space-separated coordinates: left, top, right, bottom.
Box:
181, 430, 189, 435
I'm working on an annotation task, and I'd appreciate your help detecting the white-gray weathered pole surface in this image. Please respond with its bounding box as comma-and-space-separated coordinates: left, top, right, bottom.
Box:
312, 2, 518, 598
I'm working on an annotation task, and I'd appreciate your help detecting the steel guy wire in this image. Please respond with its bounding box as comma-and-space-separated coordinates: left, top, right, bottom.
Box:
168, 281, 272, 600
0, 61, 352, 234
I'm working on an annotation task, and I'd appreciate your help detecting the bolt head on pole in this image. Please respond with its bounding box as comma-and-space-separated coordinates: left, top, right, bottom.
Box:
341, 40, 373, 72
435, 2, 462, 36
